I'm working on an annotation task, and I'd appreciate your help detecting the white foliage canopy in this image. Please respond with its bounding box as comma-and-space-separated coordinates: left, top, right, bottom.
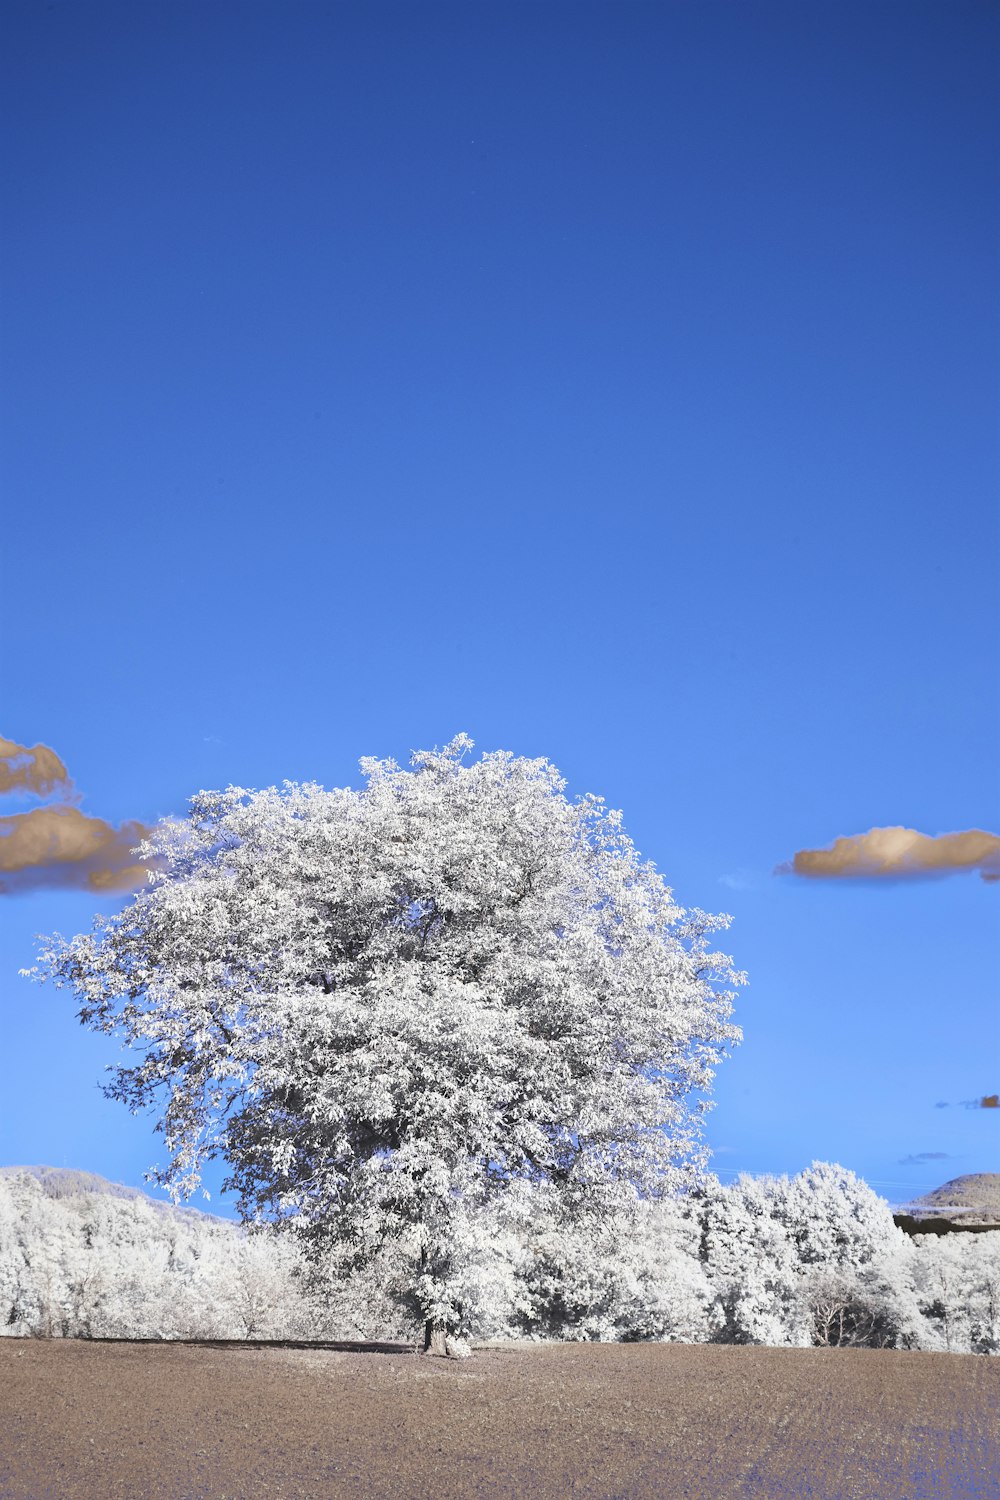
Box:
28, 736, 744, 1337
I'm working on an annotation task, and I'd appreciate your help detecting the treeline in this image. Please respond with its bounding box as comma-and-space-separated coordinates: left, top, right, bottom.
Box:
2, 1163, 997, 1354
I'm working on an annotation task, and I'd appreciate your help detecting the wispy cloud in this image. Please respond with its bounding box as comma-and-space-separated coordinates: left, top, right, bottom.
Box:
718, 870, 760, 893
931, 1095, 997, 1110
0, 732, 156, 896
898, 1151, 951, 1166
776, 826, 1000, 883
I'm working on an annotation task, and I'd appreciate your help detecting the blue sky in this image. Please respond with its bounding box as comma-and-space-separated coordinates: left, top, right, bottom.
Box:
2, 0, 997, 1215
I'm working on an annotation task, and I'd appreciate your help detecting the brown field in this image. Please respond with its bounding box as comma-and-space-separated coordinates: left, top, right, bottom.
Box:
0, 1338, 997, 1500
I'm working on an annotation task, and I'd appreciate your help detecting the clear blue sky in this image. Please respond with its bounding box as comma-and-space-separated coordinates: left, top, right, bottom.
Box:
2, 0, 997, 1215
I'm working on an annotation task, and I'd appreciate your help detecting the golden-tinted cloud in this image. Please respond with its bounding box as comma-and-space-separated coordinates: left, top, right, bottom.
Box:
0, 805, 153, 895
0, 731, 159, 895
777, 826, 1000, 883
0, 735, 72, 798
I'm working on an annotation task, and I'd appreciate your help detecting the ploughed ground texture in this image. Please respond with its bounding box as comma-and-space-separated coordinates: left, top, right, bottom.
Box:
0, 1339, 996, 1500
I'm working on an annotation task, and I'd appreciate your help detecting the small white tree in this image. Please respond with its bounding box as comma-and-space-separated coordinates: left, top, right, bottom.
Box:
698, 1163, 919, 1349
28, 736, 744, 1354
782, 1162, 918, 1349
698, 1173, 806, 1345
960, 1235, 1000, 1355
911, 1233, 1000, 1354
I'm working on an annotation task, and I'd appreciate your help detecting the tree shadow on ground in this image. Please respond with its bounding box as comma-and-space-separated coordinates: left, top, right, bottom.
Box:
80, 1337, 418, 1355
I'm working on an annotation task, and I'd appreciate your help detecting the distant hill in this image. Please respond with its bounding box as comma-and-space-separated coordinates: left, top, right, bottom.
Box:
904, 1173, 1000, 1217
0, 1165, 230, 1225
894, 1173, 1000, 1235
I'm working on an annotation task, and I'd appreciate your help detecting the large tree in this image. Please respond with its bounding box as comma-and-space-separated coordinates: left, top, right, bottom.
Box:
28, 735, 744, 1354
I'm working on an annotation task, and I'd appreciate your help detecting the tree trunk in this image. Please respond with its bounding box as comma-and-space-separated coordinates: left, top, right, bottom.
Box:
423, 1319, 449, 1356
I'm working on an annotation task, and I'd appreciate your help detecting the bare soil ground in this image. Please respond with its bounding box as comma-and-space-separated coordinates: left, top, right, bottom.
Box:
0, 1338, 997, 1500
